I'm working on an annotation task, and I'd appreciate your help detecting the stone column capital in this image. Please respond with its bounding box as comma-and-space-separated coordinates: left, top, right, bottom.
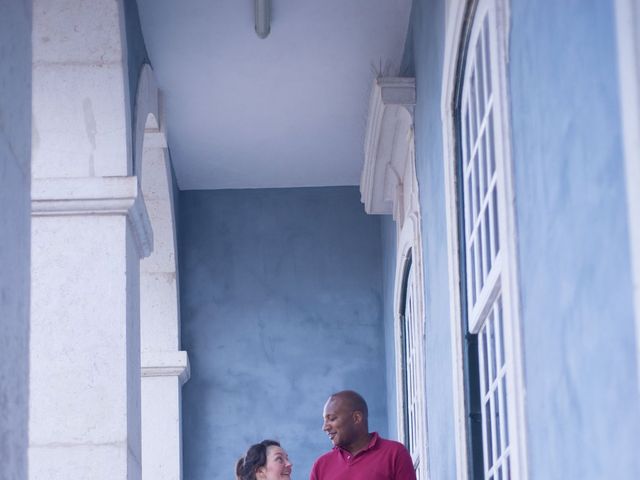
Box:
31, 176, 153, 258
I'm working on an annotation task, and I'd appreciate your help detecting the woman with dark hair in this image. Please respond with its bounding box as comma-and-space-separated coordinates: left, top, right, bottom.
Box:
236, 439, 293, 480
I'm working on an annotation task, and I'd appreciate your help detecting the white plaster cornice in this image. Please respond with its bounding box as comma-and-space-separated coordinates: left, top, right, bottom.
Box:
141, 351, 191, 385
361, 77, 416, 215
31, 176, 153, 258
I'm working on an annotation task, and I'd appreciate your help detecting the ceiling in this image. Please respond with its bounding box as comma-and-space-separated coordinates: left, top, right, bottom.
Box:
135, 0, 412, 190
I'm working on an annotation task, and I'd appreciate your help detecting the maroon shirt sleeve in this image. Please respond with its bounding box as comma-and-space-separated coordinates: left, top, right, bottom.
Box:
309, 460, 319, 480
393, 445, 417, 480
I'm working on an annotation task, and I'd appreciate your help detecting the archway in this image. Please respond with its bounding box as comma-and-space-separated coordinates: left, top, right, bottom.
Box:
135, 63, 190, 480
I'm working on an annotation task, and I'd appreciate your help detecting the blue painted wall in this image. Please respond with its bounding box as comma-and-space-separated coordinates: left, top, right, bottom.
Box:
509, 1, 640, 478
380, 0, 458, 476
0, 2, 31, 478
179, 186, 387, 480
380, 215, 398, 439
408, 0, 459, 478
393, 0, 640, 478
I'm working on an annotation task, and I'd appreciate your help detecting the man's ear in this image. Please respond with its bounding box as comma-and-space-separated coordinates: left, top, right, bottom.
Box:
255, 466, 265, 480
352, 410, 364, 425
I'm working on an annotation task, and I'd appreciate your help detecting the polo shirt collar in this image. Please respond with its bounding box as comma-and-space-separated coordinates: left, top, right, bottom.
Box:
335, 432, 380, 457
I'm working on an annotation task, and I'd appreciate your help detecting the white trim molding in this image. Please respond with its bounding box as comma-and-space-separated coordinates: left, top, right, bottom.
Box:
441, 3, 474, 478
361, 77, 416, 218
491, 3, 530, 477
615, 0, 640, 390
144, 129, 168, 150
393, 209, 429, 480
142, 351, 191, 386
31, 176, 153, 258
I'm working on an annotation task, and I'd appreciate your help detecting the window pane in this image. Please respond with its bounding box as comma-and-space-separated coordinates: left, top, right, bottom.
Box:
484, 207, 492, 274
400, 258, 427, 479
483, 16, 492, 97
476, 42, 486, 121
481, 327, 490, 394
487, 111, 496, 178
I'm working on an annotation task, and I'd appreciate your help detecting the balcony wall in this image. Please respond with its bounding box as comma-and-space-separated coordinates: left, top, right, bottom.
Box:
178, 186, 387, 480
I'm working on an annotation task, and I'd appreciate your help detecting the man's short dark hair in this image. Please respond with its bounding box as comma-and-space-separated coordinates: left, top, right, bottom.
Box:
330, 390, 368, 419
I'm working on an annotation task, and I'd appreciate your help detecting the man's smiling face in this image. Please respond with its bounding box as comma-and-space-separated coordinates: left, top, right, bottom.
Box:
322, 396, 358, 449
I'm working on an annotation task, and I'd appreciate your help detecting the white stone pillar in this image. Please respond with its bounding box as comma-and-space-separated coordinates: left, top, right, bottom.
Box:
29, 178, 151, 480
139, 139, 190, 480
31, 0, 131, 180
141, 352, 190, 480
29, 1, 147, 479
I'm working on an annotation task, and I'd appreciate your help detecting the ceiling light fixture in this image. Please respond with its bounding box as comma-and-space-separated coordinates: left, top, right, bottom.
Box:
255, 0, 271, 39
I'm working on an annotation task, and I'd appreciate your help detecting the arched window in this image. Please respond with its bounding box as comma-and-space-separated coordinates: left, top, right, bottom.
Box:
444, 0, 527, 478
399, 250, 427, 479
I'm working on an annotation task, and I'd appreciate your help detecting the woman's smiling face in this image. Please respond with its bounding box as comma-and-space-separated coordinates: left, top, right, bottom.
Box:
256, 445, 292, 480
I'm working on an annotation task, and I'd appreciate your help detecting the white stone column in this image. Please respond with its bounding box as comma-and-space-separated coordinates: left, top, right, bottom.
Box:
31, 0, 131, 180
141, 352, 190, 480
29, 1, 147, 479
29, 178, 151, 480
139, 138, 190, 480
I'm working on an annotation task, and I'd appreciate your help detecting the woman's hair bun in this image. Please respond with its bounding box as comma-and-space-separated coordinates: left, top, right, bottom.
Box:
235, 440, 280, 480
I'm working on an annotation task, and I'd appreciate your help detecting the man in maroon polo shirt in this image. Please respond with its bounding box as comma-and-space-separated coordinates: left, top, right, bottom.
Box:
310, 390, 416, 480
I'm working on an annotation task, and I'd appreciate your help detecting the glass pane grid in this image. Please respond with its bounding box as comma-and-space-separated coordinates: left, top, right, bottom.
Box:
483, 16, 492, 99
460, 8, 518, 480
464, 177, 498, 307
478, 297, 511, 479
462, 42, 498, 310
402, 264, 427, 479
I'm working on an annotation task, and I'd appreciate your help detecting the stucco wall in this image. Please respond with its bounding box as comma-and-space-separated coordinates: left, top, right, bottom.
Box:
179, 186, 387, 480
0, 1, 31, 478
410, 0, 459, 478
380, 1, 457, 476
509, 1, 640, 478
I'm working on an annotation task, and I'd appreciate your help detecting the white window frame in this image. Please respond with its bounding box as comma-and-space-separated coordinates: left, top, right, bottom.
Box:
361, 78, 429, 479
441, 1, 528, 479
393, 143, 429, 480
615, 0, 640, 390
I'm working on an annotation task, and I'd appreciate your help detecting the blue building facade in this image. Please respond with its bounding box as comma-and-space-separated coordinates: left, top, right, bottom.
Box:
6, 1, 639, 479
378, 0, 640, 478
174, 1, 640, 479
